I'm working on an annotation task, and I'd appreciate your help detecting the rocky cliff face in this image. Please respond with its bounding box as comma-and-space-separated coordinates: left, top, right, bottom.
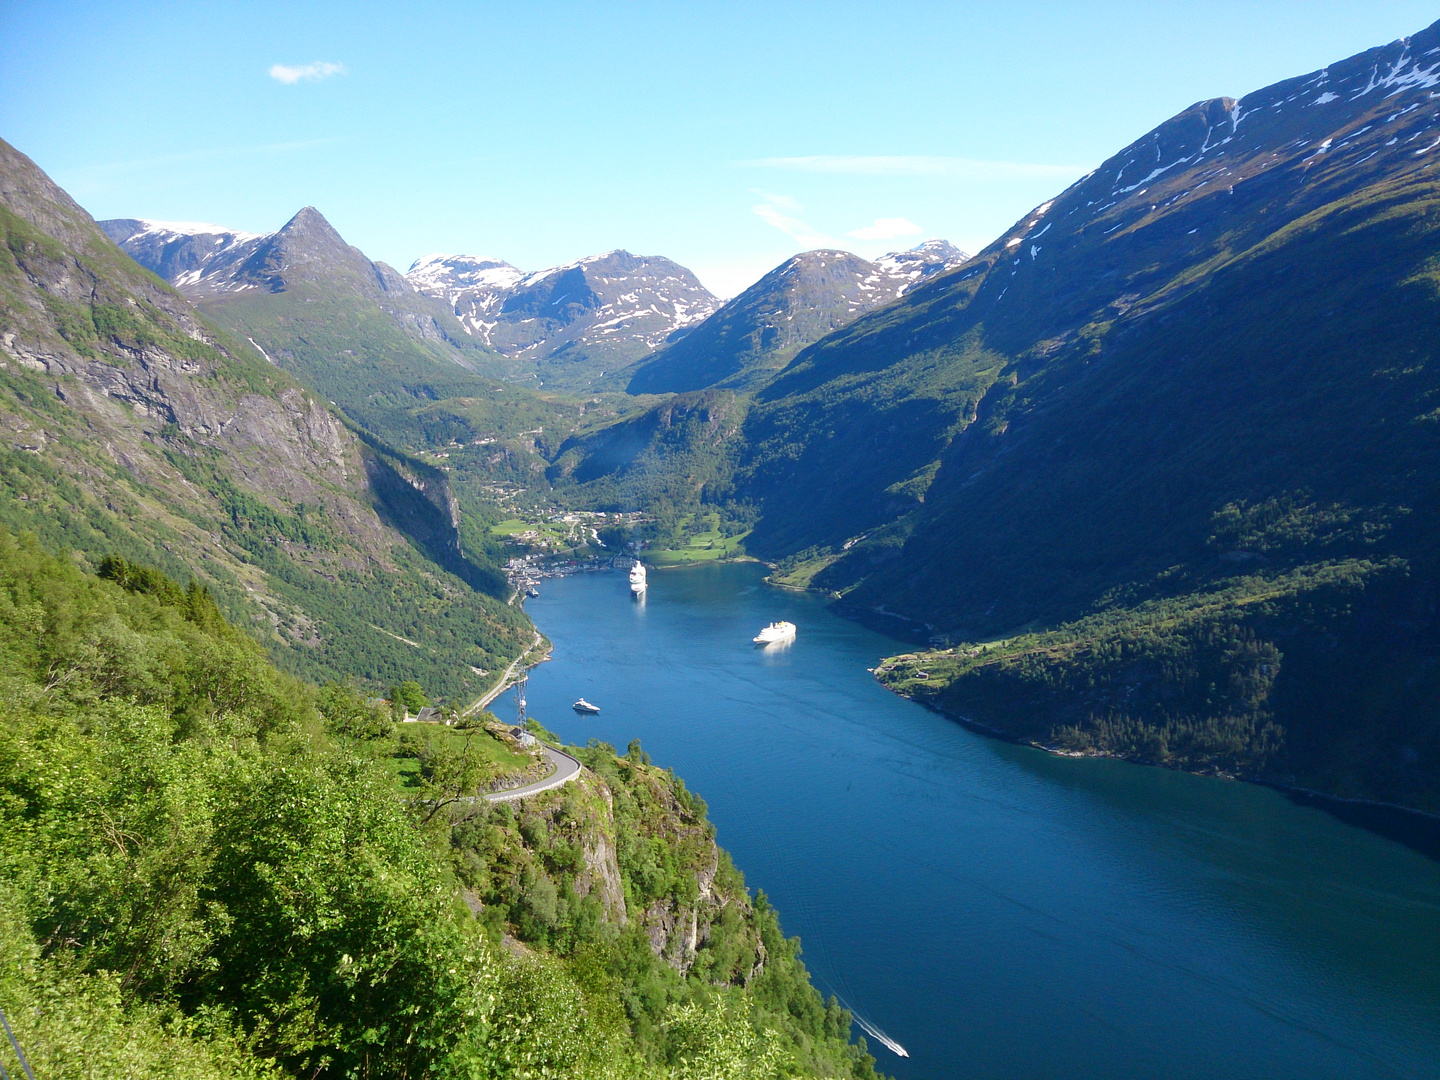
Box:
463, 748, 765, 983
0, 137, 528, 697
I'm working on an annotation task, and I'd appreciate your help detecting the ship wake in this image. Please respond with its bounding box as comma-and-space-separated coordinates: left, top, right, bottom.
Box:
851, 1011, 908, 1058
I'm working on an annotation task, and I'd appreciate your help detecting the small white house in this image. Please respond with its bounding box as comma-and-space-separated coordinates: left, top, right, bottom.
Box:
510, 726, 538, 748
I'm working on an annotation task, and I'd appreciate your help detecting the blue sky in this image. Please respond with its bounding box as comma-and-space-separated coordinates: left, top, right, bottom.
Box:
4, 1, 1438, 296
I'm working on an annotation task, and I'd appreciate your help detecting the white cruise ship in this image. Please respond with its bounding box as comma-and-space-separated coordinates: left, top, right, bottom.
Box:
753, 620, 796, 644
629, 560, 647, 595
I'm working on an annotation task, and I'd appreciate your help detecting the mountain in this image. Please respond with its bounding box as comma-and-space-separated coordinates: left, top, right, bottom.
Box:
406, 248, 720, 390
100, 209, 530, 449
404, 252, 526, 332
102, 210, 480, 356
95, 217, 264, 286
2, 138, 528, 700
626, 240, 969, 395
4, 141, 880, 1080
722, 23, 1440, 810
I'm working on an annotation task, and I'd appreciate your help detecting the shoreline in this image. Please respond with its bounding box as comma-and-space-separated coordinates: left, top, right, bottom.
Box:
880, 682, 1440, 860
464, 629, 552, 717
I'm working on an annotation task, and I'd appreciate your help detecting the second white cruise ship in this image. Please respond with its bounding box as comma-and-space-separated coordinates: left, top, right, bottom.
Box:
629, 560, 647, 595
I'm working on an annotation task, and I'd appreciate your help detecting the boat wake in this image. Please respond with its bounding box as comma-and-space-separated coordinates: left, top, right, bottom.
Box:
850, 1010, 909, 1058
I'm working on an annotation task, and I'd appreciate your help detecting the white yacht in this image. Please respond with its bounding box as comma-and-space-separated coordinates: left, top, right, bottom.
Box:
629, 560, 647, 595
572, 698, 601, 714
753, 620, 796, 645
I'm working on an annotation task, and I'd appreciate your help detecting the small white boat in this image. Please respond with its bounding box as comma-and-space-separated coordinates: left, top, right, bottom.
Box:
572, 698, 601, 714
753, 620, 796, 645
629, 560, 647, 595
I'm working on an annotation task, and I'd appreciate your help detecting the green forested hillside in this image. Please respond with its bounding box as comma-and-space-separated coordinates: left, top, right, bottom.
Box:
547, 390, 751, 526
737, 30, 1440, 809
0, 530, 877, 1079
0, 137, 531, 702
506, 25, 1440, 811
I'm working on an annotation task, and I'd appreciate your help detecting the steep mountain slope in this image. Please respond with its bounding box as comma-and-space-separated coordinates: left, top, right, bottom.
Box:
101, 210, 518, 435
404, 251, 525, 332
1, 138, 528, 699
103, 210, 482, 355
0, 537, 880, 1079
627, 241, 968, 394
731, 23, 1440, 809
407, 249, 720, 390
547, 389, 749, 515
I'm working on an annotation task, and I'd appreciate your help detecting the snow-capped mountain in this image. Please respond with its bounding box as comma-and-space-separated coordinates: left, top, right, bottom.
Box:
405, 249, 721, 388
102, 208, 494, 383
101, 209, 437, 306
404, 253, 526, 321
99, 219, 266, 292
872, 238, 971, 293
626, 239, 970, 394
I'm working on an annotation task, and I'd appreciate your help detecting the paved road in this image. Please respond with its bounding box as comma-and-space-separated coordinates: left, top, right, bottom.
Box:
465, 630, 543, 717
485, 745, 582, 803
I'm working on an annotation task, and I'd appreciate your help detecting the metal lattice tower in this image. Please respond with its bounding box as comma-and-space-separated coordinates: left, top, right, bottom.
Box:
515, 673, 528, 727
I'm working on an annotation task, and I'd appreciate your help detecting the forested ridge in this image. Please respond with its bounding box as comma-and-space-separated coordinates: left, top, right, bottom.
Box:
0, 529, 880, 1078
515, 26, 1440, 812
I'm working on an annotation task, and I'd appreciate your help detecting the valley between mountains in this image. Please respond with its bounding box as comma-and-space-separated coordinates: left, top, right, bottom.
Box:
92, 18, 1440, 820
3, 13, 1440, 1079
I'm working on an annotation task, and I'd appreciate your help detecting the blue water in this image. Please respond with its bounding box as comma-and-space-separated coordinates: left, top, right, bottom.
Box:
520, 562, 1440, 1080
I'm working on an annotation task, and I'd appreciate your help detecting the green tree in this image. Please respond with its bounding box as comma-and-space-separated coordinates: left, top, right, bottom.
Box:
390, 679, 430, 714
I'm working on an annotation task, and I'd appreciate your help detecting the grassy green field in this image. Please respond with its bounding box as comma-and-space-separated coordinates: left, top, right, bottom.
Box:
647, 512, 751, 565
385, 722, 537, 792
767, 553, 840, 589
491, 516, 600, 557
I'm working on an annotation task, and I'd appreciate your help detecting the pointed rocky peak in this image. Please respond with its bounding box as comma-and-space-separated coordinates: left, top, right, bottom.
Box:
277, 205, 342, 241
270, 205, 363, 264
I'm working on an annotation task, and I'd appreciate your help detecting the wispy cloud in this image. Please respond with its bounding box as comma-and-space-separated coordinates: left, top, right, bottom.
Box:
750, 191, 838, 247
269, 61, 347, 84
849, 217, 922, 241
740, 155, 1087, 181
56, 137, 348, 198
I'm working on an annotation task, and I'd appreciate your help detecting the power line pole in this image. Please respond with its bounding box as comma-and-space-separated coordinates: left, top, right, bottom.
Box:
515, 673, 528, 727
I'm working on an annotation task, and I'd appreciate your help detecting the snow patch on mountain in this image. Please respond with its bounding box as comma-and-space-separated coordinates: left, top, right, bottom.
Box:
404, 248, 721, 362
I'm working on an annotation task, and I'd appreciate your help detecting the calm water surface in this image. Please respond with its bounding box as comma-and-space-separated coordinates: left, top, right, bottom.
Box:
521, 562, 1440, 1080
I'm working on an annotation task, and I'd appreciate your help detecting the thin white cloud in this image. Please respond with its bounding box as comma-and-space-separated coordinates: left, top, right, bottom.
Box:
56, 138, 348, 199
269, 61, 347, 85
750, 192, 838, 247
740, 155, 1087, 181
849, 217, 923, 241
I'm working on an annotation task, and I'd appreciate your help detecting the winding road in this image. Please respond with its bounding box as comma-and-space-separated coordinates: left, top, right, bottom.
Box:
484, 744, 582, 803
465, 630, 544, 717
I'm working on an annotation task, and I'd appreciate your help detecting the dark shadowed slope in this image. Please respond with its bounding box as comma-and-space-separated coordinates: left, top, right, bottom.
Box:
733, 24, 1440, 811
628, 241, 968, 395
